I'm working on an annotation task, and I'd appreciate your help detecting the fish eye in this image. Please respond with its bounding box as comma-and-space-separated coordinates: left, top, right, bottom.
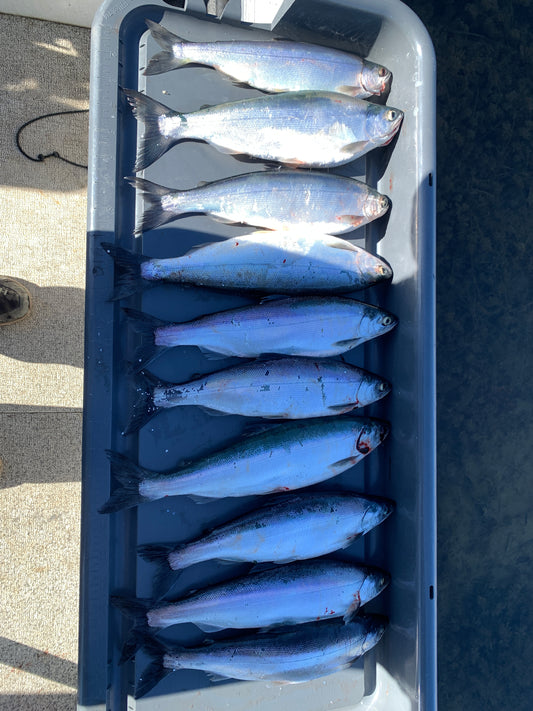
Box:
378, 67, 387, 77
377, 265, 388, 276
378, 382, 388, 392
379, 196, 389, 208
382, 315, 393, 326
385, 109, 397, 121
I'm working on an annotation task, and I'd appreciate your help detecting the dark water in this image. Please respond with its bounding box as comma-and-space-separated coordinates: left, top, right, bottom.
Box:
404, 1, 533, 709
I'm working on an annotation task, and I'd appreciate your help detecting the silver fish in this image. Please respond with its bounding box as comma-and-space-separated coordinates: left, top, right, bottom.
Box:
124, 358, 391, 433
125, 297, 398, 369
112, 560, 390, 633
138, 493, 394, 572
136, 615, 387, 694
127, 171, 389, 236
144, 20, 391, 99
103, 232, 393, 300
125, 88, 403, 170
100, 417, 389, 512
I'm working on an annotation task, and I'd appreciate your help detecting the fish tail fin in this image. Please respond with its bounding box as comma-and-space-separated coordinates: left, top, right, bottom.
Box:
126, 176, 184, 237
137, 543, 184, 599
111, 597, 153, 663
111, 595, 151, 622
123, 88, 186, 171
99, 450, 155, 513
122, 370, 164, 436
102, 242, 150, 300
122, 307, 169, 372
144, 20, 190, 76
137, 542, 176, 565
136, 635, 179, 698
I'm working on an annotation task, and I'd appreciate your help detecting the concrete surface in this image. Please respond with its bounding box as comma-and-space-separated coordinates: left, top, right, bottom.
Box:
0, 12, 89, 711
0, 0, 101, 28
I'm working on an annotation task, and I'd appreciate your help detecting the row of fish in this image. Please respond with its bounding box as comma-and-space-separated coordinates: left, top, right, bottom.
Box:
106, 20, 400, 695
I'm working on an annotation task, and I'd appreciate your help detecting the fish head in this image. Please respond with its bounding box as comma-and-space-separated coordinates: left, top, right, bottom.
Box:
363, 305, 399, 340
355, 373, 391, 408
361, 61, 391, 96
358, 567, 391, 606
352, 418, 389, 456
361, 498, 395, 534
359, 614, 388, 653
365, 103, 404, 146
356, 252, 393, 288
362, 191, 390, 222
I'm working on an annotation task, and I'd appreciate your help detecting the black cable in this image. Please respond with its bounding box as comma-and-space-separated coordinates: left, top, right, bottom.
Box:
15, 109, 89, 169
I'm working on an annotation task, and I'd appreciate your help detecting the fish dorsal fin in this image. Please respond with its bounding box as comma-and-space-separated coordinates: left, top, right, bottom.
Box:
241, 421, 284, 438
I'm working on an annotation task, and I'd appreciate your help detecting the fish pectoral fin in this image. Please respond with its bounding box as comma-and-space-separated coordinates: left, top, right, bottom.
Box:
340, 533, 361, 549
341, 141, 368, 155
259, 294, 288, 303
343, 592, 362, 622
327, 403, 356, 413
195, 622, 226, 633
334, 337, 363, 349
337, 85, 358, 95
328, 455, 358, 474
328, 238, 359, 251
338, 215, 365, 227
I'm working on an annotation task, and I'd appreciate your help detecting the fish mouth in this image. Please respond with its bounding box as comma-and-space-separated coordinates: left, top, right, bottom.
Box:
361, 64, 391, 96
363, 194, 390, 220
382, 113, 404, 145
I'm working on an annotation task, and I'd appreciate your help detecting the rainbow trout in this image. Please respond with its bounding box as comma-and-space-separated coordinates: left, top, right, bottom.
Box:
136, 615, 387, 694
138, 492, 394, 572
123, 358, 391, 434
100, 417, 388, 512
125, 297, 398, 369
112, 560, 389, 633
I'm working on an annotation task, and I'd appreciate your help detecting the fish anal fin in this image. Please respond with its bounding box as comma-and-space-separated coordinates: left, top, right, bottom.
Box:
207, 672, 231, 683
328, 455, 359, 474
334, 337, 363, 350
